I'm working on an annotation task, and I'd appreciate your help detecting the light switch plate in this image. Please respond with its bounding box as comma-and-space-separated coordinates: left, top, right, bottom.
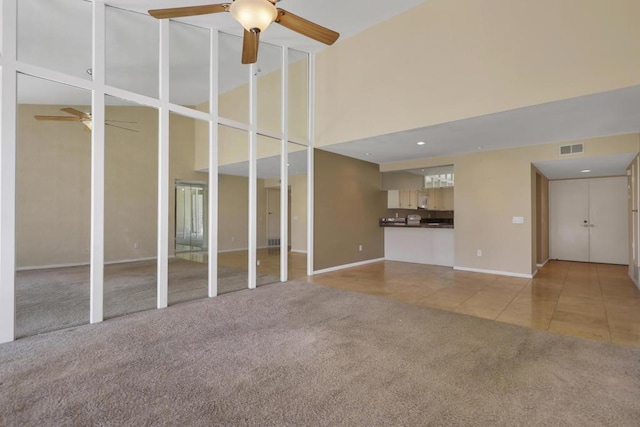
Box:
512, 216, 524, 224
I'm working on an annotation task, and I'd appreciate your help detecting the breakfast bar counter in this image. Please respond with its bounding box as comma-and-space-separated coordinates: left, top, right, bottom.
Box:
384, 226, 454, 267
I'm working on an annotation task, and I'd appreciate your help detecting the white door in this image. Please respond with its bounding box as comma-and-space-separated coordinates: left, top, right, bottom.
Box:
550, 177, 628, 264
588, 177, 628, 264
550, 180, 590, 262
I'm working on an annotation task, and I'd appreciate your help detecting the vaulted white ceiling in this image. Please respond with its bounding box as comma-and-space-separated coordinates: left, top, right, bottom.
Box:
15, 0, 640, 178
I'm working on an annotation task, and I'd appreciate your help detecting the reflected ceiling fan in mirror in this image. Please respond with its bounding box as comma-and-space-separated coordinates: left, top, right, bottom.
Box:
149, 0, 339, 64
34, 108, 139, 133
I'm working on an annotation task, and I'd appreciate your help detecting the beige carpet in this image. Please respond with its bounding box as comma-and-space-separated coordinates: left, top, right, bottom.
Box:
16, 258, 278, 338
2, 280, 639, 425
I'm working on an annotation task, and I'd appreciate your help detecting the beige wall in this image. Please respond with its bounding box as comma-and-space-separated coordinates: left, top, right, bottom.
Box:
315, 0, 640, 147
382, 134, 640, 276
16, 104, 207, 268
314, 149, 386, 270
17, 104, 92, 267
195, 58, 310, 171
290, 173, 308, 253
536, 172, 550, 265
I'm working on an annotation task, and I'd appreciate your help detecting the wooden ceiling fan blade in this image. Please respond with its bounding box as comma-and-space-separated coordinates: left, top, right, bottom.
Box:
106, 123, 139, 133
275, 9, 339, 45
149, 4, 229, 19
242, 29, 260, 65
60, 107, 90, 119
34, 116, 81, 121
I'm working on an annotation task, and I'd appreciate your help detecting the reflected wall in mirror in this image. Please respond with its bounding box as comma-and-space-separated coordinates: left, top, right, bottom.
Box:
257, 43, 282, 135
168, 113, 210, 305
18, 0, 92, 81
106, 6, 159, 98
217, 124, 249, 294
219, 32, 250, 124
15, 74, 91, 338
288, 142, 308, 280
288, 50, 309, 142
256, 135, 282, 285
170, 21, 210, 113
104, 96, 158, 319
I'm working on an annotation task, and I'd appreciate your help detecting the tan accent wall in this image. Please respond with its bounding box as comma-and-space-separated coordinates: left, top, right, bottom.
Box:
314, 149, 386, 270
16, 104, 208, 268
315, 0, 640, 147
381, 134, 640, 276
217, 174, 272, 252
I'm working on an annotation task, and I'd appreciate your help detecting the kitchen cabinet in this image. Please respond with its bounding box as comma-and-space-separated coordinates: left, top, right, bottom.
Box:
387, 190, 400, 208
442, 187, 454, 210
422, 187, 454, 210
399, 190, 418, 209
388, 188, 453, 210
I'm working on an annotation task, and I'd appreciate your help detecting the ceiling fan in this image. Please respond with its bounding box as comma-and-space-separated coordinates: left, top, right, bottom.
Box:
34, 108, 139, 133
148, 0, 339, 64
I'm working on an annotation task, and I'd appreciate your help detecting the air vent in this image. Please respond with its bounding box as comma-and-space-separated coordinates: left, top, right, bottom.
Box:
559, 143, 584, 156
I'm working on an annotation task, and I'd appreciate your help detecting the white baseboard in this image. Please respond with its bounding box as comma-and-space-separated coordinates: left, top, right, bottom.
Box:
536, 258, 550, 268
290, 249, 307, 254
313, 257, 385, 275
453, 265, 534, 279
17, 256, 163, 271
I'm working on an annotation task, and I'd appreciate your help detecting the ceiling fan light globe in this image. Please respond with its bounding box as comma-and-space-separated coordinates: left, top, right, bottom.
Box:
230, 0, 277, 32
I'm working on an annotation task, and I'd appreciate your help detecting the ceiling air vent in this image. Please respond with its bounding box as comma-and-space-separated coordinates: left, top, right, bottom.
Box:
559, 143, 584, 156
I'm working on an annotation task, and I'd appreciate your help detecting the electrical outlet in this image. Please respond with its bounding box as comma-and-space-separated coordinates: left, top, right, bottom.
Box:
133, 242, 139, 249
231, 236, 235, 242
257, 260, 260, 266
477, 249, 482, 257
358, 245, 363, 252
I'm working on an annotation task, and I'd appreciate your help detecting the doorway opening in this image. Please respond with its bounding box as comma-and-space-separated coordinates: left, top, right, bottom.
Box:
175, 182, 208, 262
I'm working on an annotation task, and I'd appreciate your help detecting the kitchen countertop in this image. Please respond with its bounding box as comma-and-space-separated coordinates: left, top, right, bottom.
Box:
379, 223, 454, 229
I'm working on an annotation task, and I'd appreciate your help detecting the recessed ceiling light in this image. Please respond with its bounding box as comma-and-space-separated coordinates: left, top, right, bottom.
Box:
581, 169, 591, 173
477, 146, 484, 150
417, 141, 426, 146
287, 163, 290, 167
365, 152, 371, 156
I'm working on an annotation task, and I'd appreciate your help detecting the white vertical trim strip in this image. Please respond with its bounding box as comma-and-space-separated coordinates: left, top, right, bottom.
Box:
208, 30, 218, 297
248, 62, 257, 289
89, 1, 106, 323
280, 47, 288, 282
307, 53, 315, 276
157, 20, 170, 308
0, 0, 17, 343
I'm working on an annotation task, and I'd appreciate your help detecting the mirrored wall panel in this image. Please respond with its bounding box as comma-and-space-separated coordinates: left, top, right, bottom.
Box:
170, 21, 210, 113
288, 49, 309, 142
18, 0, 92, 80
218, 32, 249, 124
104, 96, 158, 319
106, 6, 159, 98
257, 42, 282, 135
256, 135, 282, 285
168, 112, 210, 305
15, 74, 91, 337
218, 124, 249, 294
288, 142, 308, 279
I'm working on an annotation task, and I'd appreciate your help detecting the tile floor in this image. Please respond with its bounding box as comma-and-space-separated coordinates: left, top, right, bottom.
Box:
307, 260, 640, 347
